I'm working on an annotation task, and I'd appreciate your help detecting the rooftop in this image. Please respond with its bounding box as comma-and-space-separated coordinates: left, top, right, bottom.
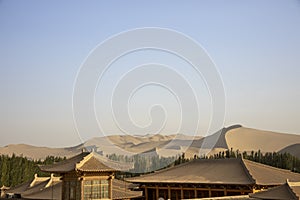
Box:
7, 174, 61, 200
39, 151, 133, 173
250, 181, 300, 200
127, 158, 300, 186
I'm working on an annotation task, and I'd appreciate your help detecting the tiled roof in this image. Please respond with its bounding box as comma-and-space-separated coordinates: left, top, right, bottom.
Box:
6, 181, 31, 194
112, 179, 142, 199
39, 152, 133, 173
39, 152, 90, 173
76, 152, 133, 172
7, 174, 62, 200
249, 181, 300, 200
243, 159, 300, 185
22, 182, 62, 200
127, 158, 300, 186
128, 158, 255, 184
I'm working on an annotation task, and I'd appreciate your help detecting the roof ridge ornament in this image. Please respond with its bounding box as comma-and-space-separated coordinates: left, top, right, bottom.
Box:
76, 152, 93, 170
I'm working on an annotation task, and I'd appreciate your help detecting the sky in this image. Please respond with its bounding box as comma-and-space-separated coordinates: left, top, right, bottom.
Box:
0, 1, 300, 147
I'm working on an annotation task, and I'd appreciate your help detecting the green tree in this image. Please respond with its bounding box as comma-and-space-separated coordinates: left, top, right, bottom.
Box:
1, 155, 9, 186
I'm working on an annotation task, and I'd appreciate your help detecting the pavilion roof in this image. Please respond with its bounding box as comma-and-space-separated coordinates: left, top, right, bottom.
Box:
39, 152, 133, 173
7, 173, 61, 200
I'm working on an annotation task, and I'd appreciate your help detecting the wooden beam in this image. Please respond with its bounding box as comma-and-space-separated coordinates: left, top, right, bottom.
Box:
142, 186, 251, 191
109, 178, 113, 199
81, 179, 83, 200
145, 186, 148, 200
61, 180, 65, 200
180, 186, 183, 199
168, 186, 171, 200
156, 185, 159, 200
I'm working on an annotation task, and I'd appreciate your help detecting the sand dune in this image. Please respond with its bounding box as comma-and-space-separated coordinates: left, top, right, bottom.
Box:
0, 144, 81, 160
279, 143, 300, 159
1, 125, 300, 160
226, 127, 300, 153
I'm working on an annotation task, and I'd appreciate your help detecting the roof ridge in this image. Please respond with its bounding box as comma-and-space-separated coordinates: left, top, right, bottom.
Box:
30, 174, 50, 187
39, 152, 90, 172
0, 185, 10, 190
287, 181, 300, 199
91, 152, 130, 166
45, 174, 62, 188
75, 152, 93, 170
243, 158, 295, 174
239, 158, 256, 184
288, 181, 300, 187
23, 179, 50, 195
76, 152, 133, 172
93, 152, 124, 169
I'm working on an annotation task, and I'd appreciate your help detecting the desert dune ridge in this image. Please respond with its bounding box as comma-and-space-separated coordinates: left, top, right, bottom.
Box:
1, 125, 300, 160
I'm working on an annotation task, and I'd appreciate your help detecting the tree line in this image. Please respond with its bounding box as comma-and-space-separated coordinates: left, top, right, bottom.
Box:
107, 153, 177, 173
108, 149, 300, 174
0, 154, 65, 187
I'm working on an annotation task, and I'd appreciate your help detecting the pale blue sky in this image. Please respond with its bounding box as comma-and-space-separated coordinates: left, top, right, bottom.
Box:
0, 1, 300, 147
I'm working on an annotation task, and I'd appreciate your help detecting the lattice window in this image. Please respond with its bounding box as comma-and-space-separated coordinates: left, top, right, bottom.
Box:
83, 179, 109, 200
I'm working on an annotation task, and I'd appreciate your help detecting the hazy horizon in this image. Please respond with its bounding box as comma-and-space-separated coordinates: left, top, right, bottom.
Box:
1, 1, 300, 147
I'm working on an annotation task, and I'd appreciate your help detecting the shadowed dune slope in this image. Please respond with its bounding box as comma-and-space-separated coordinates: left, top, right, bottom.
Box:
279, 143, 300, 159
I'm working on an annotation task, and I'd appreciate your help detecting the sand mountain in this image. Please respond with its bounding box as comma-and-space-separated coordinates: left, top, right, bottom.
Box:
226, 127, 300, 153
1, 125, 300, 160
279, 143, 300, 158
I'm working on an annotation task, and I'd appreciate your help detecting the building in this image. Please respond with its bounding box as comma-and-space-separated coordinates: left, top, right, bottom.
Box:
5, 173, 61, 199
3, 153, 300, 200
5, 151, 142, 200
127, 158, 300, 200
39, 151, 142, 200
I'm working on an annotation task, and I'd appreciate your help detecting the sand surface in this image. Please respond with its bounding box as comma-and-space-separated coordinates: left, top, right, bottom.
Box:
1, 126, 300, 159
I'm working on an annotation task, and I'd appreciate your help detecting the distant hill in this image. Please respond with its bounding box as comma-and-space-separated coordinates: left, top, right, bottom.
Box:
1, 125, 300, 160
279, 143, 300, 158
0, 144, 82, 160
